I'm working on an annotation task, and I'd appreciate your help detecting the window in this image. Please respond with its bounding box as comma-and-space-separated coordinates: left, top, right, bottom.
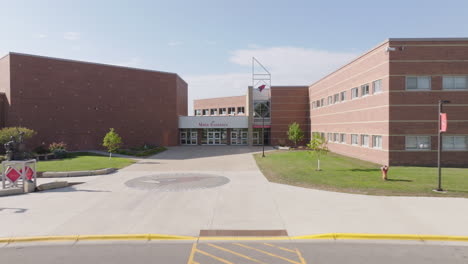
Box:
340, 133, 346, 144
361, 84, 370, 96
210, 108, 217, 115
340, 91, 346, 101
237, 107, 245, 114
361, 135, 369, 147
194, 109, 201, 116
228, 107, 236, 115
312, 101, 316, 109
443, 135, 468, 150
351, 88, 359, 99
328, 96, 333, 105
316, 100, 321, 108
334, 133, 339, 142
351, 134, 359, 145
372, 135, 382, 149
334, 94, 340, 104
373, 79, 382, 94
321, 98, 324, 107
443, 76, 468, 90
219, 108, 226, 115
327, 133, 332, 142
406, 76, 431, 90
405, 136, 431, 150
202, 109, 209, 115
321, 132, 325, 139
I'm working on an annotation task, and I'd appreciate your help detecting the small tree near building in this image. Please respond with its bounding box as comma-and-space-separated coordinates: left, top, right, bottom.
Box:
287, 122, 304, 147
307, 133, 329, 171
102, 128, 123, 159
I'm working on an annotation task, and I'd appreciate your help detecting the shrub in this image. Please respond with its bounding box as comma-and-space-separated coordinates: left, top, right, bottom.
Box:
0, 127, 36, 145
287, 122, 304, 147
49, 142, 67, 152
103, 128, 123, 158
53, 149, 68, 159
34, 145, 50, 154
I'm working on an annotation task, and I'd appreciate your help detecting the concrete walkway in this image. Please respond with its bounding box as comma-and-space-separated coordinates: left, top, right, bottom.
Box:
0, 146, 467, 238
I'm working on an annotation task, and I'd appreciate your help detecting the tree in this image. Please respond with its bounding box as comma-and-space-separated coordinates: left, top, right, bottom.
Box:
287, 122, 304, 147
307, 133, 329, 171
0, 127, 36, 145
102, 128, 123, 158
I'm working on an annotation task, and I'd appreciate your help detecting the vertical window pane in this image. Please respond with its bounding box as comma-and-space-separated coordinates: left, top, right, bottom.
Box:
454, 77, 466, 89
443, 76, 454, 89
406, 77, 417, 89
418, 76, 431, 89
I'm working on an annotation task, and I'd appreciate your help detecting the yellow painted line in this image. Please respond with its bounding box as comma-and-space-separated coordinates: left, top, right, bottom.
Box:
295, 248, 307, 264
233, 243, 301, 264
263, 243, 297, 253
195, 249, 234, 264
291, 233, 468, 242
207, 243, 268, 264
0, 234, 196, 244
187, 243, 197, 264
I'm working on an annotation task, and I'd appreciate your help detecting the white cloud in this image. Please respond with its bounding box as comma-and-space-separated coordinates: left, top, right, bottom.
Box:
168, 41, 183, 46
64, 32, 80, 41
33, 33, 47, 39
184, 46, 358, 114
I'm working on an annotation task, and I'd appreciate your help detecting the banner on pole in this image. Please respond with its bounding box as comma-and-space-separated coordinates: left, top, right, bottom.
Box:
440, 113, 447, 132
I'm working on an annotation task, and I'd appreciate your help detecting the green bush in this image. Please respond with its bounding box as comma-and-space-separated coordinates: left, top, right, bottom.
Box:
103, 128, 123, 158
0, 127, 36, 145
34, 145, 50, 154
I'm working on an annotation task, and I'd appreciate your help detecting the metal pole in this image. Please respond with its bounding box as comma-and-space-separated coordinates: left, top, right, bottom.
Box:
437, 100, 443, 191
262, 107, 265, 158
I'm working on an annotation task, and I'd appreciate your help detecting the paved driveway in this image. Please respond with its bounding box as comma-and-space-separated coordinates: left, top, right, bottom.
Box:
1, 146, 468, 238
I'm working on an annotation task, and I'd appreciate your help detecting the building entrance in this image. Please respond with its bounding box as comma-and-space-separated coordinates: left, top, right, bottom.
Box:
230, 129, 248, 145
207, 131, 222, 145
180, 129, 198, 145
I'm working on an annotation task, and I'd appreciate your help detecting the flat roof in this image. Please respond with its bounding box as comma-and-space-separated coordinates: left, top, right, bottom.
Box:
4, 52, 187, 84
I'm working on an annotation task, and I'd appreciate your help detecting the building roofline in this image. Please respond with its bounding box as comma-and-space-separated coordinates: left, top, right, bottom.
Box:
6, 52, 187, 83
388, 37, 468, 42
194, 95, 246, 101
309, 37, 468, 88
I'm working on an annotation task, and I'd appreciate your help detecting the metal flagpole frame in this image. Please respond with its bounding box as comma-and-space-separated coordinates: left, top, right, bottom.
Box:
252, 57, 271, 158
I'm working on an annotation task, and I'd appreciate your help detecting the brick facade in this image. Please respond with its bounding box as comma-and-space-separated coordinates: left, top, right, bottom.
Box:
194, 95, 246, 115
0, 53, 187, 150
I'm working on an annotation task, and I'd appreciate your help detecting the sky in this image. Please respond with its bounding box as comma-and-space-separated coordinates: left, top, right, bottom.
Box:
1, 0, 468, 112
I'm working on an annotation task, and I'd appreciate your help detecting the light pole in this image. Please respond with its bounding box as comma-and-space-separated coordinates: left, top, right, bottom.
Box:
436, 99, 450, 192
262, 105, 265, 158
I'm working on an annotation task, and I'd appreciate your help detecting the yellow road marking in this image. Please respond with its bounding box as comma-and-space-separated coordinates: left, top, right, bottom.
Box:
295, 248, 307, 264
187, 243, 197, 264
196, 249, 235, 264
263, 243, 297, 253
233, 243, 301, 264
193, 262, 200, 264
207, 243, 268, 264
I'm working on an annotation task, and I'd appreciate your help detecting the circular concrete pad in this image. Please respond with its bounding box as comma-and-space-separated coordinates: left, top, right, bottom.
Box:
125, 173, 230, 191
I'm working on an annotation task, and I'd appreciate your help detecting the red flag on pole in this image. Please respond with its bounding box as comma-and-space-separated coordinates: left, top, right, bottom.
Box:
258, 84, 266, 92
440, 113, 447, 132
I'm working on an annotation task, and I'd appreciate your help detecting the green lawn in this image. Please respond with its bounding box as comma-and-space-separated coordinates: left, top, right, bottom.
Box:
36, 152, 135, 172
254, 150, 468, 197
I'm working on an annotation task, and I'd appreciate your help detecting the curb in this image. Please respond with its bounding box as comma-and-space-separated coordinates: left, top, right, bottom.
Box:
1, 233, 468, 244
38, 168, 116, 178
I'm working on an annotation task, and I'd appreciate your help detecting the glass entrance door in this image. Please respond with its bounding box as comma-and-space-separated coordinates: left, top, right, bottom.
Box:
180, 132, 187, 145
231, 131, 239, 145
208, 131, 221, 145
253, 132, 260, 145
190, 131, 198, 145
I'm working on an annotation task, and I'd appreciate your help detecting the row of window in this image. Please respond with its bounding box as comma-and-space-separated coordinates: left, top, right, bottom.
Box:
407, 76, 468, 90
317, 132, 383, 149
315, 133, 468, 151
406, 135, 468, 151
312, 79, 382, 109
195, 106, 245, 116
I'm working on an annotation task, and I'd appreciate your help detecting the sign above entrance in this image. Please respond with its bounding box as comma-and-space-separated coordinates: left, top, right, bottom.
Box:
179, 116, 248, 129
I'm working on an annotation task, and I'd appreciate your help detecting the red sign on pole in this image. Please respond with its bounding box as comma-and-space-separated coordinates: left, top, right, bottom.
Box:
440, 113, 448, 132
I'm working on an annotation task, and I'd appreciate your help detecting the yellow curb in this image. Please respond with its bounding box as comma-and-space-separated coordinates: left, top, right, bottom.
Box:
1, 233, 468, 244
0, 234, 196, 244
291, 233, 468, 242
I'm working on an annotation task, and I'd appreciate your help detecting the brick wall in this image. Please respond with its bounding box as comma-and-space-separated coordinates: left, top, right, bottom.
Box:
4, 53, 187, 150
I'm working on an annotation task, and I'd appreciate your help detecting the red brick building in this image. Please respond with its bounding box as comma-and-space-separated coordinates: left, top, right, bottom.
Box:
309, 38, 468, 166
0, 52, 187, 150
